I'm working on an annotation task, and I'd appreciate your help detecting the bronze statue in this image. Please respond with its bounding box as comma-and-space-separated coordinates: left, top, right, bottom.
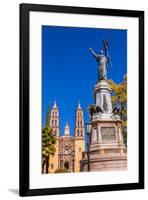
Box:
89, 40, 111, 81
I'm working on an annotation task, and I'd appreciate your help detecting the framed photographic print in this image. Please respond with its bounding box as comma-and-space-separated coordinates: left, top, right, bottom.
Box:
19, 3, 144, 196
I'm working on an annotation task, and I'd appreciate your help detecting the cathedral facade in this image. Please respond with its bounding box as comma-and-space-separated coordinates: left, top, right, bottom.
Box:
48, 101, 85, 173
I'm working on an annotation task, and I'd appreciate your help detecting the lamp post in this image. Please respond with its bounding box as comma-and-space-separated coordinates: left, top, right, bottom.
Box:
86, 122, 91, 171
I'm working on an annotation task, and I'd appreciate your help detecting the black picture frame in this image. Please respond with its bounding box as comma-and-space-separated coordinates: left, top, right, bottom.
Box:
19, 3, 144, 197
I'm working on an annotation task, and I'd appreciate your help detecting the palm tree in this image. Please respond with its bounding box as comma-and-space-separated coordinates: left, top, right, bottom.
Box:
42, 103, 57, 173
42, 126, 56, 173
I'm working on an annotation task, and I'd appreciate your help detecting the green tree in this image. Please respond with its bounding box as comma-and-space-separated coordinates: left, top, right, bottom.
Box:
108, 74, 127, 144
45, 102, 50, 127
42, 126, 56, 173
42, 103, 57, 173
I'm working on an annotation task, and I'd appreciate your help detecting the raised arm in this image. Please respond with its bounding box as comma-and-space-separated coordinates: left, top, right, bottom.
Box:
89, 47, 98, 59
103, 40, 110, 62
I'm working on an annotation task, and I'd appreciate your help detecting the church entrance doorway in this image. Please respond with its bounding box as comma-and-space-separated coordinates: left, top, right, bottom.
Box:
64, 161, 69, 170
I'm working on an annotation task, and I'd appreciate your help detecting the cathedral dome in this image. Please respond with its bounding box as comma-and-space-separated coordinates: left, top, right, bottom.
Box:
64, 121, 70, 136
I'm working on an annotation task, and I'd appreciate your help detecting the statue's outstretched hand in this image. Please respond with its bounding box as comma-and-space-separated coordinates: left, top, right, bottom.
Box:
89, 47, 93, 51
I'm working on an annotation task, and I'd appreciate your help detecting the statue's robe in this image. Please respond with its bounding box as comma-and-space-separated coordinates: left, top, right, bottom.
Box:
96, 55, 107, 81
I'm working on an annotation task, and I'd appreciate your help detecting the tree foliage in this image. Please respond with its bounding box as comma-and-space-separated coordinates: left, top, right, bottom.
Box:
108, 74, 127, 144
42, 103, 57, 173
45, 102, 50, 127
42, 126, 57, 173
42, 126, 56, 158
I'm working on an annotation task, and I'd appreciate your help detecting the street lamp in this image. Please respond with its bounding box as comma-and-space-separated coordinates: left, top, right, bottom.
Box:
86, 122, 91, 171
86, 122, 91, 135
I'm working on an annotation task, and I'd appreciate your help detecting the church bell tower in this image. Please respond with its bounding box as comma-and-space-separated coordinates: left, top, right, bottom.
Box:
48, 101, 59, 172
74, 102, 85, 172
50, 101, 59, 137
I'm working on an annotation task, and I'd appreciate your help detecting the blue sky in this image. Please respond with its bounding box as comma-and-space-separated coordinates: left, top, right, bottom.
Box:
42, 25, 127, 135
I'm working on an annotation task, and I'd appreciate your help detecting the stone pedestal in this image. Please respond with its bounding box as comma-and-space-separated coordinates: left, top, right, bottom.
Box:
90, 118, 127, 171
94, 80, 112, 114
80, 80, 127, 172
81, 117, 127, 171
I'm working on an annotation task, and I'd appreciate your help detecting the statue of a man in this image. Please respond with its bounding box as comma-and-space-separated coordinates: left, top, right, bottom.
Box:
89, 41, 110, 81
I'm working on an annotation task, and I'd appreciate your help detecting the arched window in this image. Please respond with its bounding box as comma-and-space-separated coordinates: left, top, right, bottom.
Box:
81, 130, 83, 136
77, 129, 79, 136
52, 120, 54, 126
80, 121, 82, 126
54, 130, 57, 136
55, 120, 57, 126
78, 121, 79, 126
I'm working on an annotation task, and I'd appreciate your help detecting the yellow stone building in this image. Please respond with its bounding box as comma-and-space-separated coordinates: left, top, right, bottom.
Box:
48, 101, 85, 173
